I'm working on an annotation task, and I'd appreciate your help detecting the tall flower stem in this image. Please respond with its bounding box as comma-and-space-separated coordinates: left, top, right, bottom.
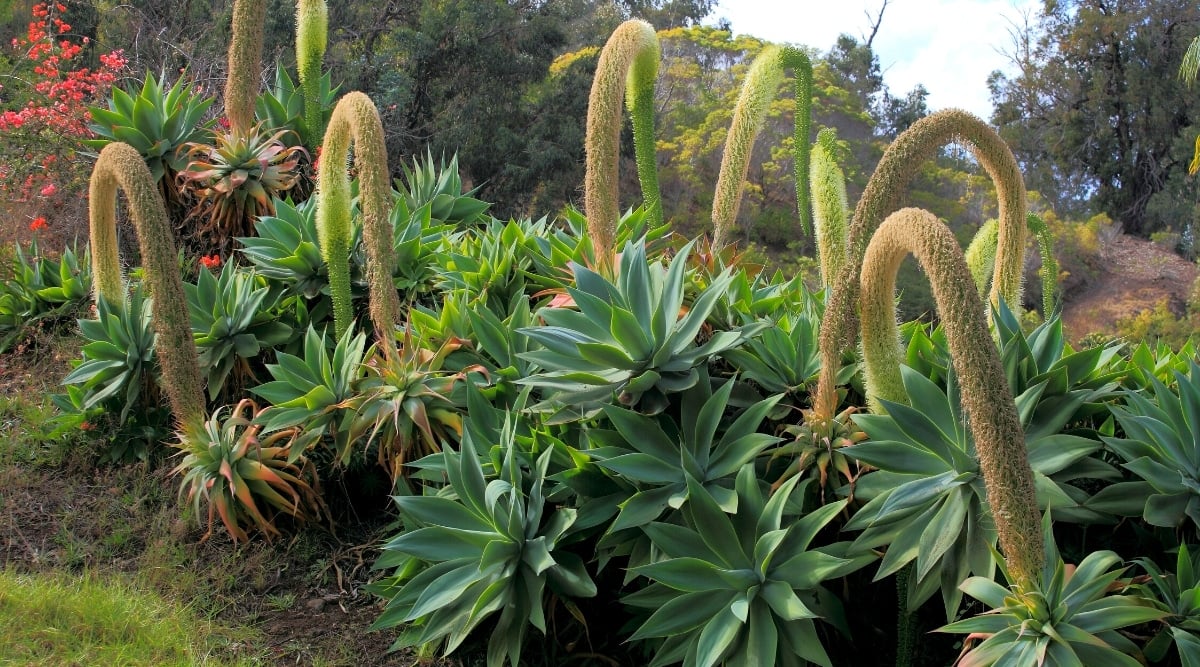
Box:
89, 142, 205, 430
859, 207, 1042, 587
584, 19, 660, 275
813, 109, 1026, 418
315, 91, 399, 358
224, 0, 265, 132
809, 127, 848, 288
711, 44, 812, 250
296, 0, 328, 144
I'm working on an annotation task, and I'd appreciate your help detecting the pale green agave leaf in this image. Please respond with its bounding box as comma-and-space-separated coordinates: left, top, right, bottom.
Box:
373, 426, 595, 665
626, 465, 855, 667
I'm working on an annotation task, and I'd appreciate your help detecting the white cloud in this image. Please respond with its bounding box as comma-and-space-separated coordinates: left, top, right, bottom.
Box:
708, 0, 1041, 118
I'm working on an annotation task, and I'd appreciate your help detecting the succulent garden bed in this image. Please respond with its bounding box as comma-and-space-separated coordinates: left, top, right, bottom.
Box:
3, 2, 1200, 666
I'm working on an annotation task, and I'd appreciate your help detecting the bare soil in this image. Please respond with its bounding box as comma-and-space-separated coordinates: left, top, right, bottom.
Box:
1059, 233, 1197, 343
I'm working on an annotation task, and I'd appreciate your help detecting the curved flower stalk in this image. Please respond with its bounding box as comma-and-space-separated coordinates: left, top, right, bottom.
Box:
224, 0, 266, 133
711, 44, 812, 250
967, 215, 1059, 316
315, 91, 400, 356
858, 207, 1042, 587
809, 127, 848, 287
88, 142, 205, 429
584, 19, 660, 274
964, 218, 999, 298
1027, 213, 1058, 316
814, 108, 1027, 418
295, 0, 328, 143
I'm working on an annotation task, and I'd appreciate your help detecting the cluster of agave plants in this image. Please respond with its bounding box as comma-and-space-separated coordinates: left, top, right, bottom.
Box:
17, 1, 1200, 665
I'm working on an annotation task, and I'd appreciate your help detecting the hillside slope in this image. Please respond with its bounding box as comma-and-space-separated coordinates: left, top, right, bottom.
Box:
1060, 234, 1197, 343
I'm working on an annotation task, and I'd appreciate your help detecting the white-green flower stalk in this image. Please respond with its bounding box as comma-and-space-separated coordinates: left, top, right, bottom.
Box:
224, 0, 266, 133
89, 142, 205, 430
814, 109, 1026, 419
809, 127, 849, 288
965, 218, 999, 298
315, 91, 400, 358
859, 207, 1042, 589
1027, 213, 1058, 315
711, 44, 812, 250
967, 215, 1059, 316
584, 19, 661, 275
296, 0, 328, 144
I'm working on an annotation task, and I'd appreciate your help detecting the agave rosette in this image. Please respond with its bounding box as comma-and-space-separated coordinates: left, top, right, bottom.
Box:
369, 422, 596, 665
179, 122, 306, 250
518, 239, 767, 417
173, 399, 326, 543
845, 366, 1109, 619
624, 468, 865, 667
939, 519, 1166, 666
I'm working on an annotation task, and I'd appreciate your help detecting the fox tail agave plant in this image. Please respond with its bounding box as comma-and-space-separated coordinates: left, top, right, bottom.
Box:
710, 43, 812, 250
369, 419, 597, 665
584, 19, 661, 273
88, 142, 205, 430
814, 109, 1027, 421
315, 91, 401, 350
857, 208, 1042, 588
517, 239, 767, 418
1089, 359, 1200, 531
939, 517, 1167, 666
624, 468, 865, 667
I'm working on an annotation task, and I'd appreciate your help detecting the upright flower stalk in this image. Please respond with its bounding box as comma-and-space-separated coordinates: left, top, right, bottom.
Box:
296, 0, 328, 143
859, 207, 1042, 588
224, 0, 266, 132
710, 44, 812, 250
813, 109, 1026, 418
964, 218, 1000, 298
1027, 213, 1058, 315
809, 127, 849, 288
584, 19, 660, 275
88, 142, 205, 429
315, 91, 400, 358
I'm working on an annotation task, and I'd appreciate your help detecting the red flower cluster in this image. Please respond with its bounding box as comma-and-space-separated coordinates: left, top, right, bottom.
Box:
0, 3, 127, 137
0, 2, 127, 199
29, 216, 48, 231
198, 255, 222, 270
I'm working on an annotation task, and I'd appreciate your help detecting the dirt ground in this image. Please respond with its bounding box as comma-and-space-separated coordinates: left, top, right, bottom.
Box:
1059, 233, 1198, 343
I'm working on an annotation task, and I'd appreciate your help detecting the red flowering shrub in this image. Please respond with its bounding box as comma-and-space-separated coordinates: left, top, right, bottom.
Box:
198, 254, 222, 270
0, 2, 127, 202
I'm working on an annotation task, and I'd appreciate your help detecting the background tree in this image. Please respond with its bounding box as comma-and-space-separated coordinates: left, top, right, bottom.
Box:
990, 0, 1200, 236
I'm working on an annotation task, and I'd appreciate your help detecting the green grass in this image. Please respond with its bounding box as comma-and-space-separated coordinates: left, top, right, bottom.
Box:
0, 568, 259, 666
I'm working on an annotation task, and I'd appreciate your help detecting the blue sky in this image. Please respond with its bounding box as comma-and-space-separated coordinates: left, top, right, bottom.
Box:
707, 0, 1042, 119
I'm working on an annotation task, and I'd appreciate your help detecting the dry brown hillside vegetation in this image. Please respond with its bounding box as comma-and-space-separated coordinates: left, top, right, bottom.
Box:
1060, 233, 1198, 344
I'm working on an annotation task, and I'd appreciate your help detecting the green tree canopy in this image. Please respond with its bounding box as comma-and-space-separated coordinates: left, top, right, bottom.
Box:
989, 0, 1200, 235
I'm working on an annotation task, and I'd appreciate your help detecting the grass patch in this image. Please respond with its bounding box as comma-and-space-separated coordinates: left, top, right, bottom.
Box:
0, 568, 259, 666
